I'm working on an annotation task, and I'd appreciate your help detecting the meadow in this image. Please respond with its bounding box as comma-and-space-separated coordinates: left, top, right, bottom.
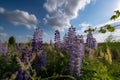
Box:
0, 26, 120, 80
0, 10, 120, 80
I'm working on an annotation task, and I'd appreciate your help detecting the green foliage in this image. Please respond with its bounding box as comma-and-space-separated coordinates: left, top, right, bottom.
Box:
43, 45, 70, 76
84, 27, 96, 33
99, 24, 115, 33
105, 35, 114, 42
0, 42, 120, 79
0, 55, 19, 79
8, 36, 16, 46
105, 24, 115, 32
99, 27, 106, 33
81, 56, 112, 80
111, 10, 120, 20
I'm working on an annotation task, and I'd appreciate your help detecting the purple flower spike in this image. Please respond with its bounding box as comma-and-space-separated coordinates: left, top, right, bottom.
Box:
67, 25, 84, 77
0, 40, 2, 52
86, 32, 97, 49
54, 30, 61, 49
32, 27, 43, 52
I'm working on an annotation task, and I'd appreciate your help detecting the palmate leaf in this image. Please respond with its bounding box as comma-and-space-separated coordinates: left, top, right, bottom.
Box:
99, 27, 106, 33
105, 24, 115, 32
115, 10, 120, 17
110, 15, 117, 20
111, 10, 120, 20
107, 27, 115, 32
84, 30, 88, 33
84, 28, 95, 33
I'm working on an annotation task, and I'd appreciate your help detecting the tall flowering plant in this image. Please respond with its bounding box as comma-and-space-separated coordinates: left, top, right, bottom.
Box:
63, 33, 69, 50
0, 40, 2, 52
54, 30, 61, 49
86, 32, 97, 49
67, 25, 84, 77
84, 28, 98, 49
32, 27, 43, 52
32, 27, 47, 75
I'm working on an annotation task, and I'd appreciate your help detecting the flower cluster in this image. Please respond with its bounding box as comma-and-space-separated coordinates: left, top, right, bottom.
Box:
32, 27, 43, 52
63, 33, 69, 50
54, 30, 61, 49
17, 68, 30, 80
86, 32, 97, 49
32, 27, 47, 75
0, 40, 2, 52
67, 26, 84, 77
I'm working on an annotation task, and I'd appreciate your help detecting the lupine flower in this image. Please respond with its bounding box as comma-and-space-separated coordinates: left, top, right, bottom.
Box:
32, 27, 43, 52
17, 68, 23, 80
34, 51, 47, 75
86, 32, 97, 49
75, 35, 84, 77
32, 27, 47, 76
67, 25, 84, 77
23, 70, 30, 80
67, 26, 76, 75
21, 48, 27, 62
17, 47, 31, 80
63, 33, 69, 50
41, 51, 47, 67
54, 30, 61, 49
28, 51, 32, 61
0, 40, 3, 52
17, 68, 30, 80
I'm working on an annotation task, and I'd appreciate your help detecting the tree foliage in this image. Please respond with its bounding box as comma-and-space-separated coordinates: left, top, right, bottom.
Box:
8, 36, 16, 46
110, 10, 120, 20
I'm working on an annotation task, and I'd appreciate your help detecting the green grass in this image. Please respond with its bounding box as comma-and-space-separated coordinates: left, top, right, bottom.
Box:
0, 42, 120, 80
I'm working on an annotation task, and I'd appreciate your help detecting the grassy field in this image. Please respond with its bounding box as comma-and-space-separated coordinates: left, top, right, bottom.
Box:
0, 42, 120, 80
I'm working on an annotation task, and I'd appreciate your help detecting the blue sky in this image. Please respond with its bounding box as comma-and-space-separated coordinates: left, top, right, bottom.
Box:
0, 0, 120, 43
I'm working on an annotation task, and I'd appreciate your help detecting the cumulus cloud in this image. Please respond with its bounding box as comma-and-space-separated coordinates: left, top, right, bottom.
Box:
0, 7, 5, 13
0, 33, 7, 37
43, 0, 92, 31
0, 7, 38, 29
79, 22, 91, 27
78, 22, 92, 32
43, 32, 54, 43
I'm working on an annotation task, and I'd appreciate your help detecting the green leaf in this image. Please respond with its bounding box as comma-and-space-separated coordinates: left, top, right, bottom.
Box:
99, 28, 106, 33
107, 27, 115, 32
105, 24, 115, 32
110, 15, 117, 20
115, 10, 120, 17
84, 30, 87, 33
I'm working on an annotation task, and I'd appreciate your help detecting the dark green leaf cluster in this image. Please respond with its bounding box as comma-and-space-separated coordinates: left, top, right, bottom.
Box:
84, 27, 96, 33
8, 36, 16, 46
99, 24, 115, 33
111, 10, 120, 20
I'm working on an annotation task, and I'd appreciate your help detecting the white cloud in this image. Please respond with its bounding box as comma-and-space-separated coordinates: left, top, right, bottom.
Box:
78, 22, 92, 32
115, 0, 120, 10
43, 0, 92, 31
0, 33, 7, 37
79, 22, 91, 27
43, 32, 54, 43
0, 7, 5, 13
0, 7, 38, 29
